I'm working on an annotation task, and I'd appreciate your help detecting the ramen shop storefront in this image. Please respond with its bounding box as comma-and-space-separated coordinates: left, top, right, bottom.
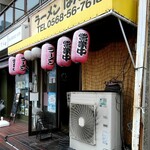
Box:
8, 0, 137, 148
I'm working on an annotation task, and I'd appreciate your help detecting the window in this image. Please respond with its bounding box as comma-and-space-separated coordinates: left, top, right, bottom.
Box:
47, 66, 57, 127
0, 0, 43, 33
27, 0, 40, 11
5, 6, 13, 28
15, 0, 25, 21
0, 14, 4, 32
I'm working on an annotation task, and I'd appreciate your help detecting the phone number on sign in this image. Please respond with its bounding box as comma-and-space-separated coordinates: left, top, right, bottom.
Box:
46, 0, 102, 28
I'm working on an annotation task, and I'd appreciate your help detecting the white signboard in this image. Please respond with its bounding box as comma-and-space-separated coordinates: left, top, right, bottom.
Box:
7, 27, 22, 46
0, 25, 29, 51
0, 36, 7, 50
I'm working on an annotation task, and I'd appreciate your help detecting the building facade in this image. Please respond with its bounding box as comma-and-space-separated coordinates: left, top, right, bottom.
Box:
0, 0, 144, 149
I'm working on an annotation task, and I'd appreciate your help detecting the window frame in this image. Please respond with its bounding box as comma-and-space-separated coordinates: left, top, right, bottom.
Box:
14, 0, 25, 21
0, 0, 48, 33
26, 0, 40, 12
5, 4, 14, 29
0, 13, 4, 32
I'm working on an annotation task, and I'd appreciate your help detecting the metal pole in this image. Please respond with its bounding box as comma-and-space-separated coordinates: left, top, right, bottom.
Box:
132, 0, 148, 149
118, 18, 135, 68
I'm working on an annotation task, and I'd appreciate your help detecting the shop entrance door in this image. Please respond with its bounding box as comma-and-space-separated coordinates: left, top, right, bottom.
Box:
57, 63, 80, 132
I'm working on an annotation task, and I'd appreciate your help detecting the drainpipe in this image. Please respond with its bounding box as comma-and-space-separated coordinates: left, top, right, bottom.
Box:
132, 0, 149, 149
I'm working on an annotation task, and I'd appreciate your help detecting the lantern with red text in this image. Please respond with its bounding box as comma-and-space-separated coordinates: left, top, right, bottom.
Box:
8, 56, 16, 75
15, 54, 26, 74
71, 29, 90, 63
57, 36, 72, 67
41, 43, 55, 70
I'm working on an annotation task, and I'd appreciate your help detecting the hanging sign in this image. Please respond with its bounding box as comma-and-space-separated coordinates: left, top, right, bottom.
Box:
8, 0, 137, 55
41, 43, 55, 70
57, 36, 72, 67
31, 0, 104, 35
30, 0, 137, 35
15, 54, 26, 74
0, 25, 29, 51
71, 29, 90, 63
8, 57, 16, 75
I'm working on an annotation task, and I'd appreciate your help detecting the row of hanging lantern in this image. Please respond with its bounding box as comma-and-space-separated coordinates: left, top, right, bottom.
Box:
58, 29, 90, 66
9, 54, 27, 75
8, 47, 41, 75
41, 29, 90, 70
8, 29, 90, 75
24, 47, 41, 61
41, 43, 55, 70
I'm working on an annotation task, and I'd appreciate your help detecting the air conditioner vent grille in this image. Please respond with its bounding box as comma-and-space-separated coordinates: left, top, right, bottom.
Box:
70, 103, 96, 145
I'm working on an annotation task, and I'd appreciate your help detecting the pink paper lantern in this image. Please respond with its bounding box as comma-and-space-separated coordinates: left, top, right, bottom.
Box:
57, 36, 72, 67
41, 43, 55, 70
71, 29, 90, 63
8, 56, 16, 75
15, 54, 26, 74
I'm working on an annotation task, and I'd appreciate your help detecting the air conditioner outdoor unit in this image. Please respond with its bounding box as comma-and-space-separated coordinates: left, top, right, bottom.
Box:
69, 91, 121, 150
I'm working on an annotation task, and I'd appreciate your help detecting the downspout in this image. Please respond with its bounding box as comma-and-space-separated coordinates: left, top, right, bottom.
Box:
132, 0, 149, 149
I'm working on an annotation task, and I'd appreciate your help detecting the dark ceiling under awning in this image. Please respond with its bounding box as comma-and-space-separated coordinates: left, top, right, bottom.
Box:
0, 59, 8, 69
0, 49, 8, 69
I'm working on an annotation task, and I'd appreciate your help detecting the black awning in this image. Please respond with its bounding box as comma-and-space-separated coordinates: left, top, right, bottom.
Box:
0, 48, 8, 58
0, 59, 8, 69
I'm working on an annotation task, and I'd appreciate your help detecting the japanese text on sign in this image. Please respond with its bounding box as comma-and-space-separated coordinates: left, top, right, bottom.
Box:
48, 47, 55, 65
20, 57, 26, 71
31, 0, 102, 35
12, 59, 15, 71
77, 33, 88, 56
62, 40, 71, 61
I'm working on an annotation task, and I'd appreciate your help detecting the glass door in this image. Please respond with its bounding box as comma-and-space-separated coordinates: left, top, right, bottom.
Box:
45, 65, 57, 128
29, 62, 57, 136
15, 73, 29, 121
29, 60, 41, 135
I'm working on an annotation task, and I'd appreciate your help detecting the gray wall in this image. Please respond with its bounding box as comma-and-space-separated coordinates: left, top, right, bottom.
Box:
0, 0, 12, 12
0, 0, 12, 5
